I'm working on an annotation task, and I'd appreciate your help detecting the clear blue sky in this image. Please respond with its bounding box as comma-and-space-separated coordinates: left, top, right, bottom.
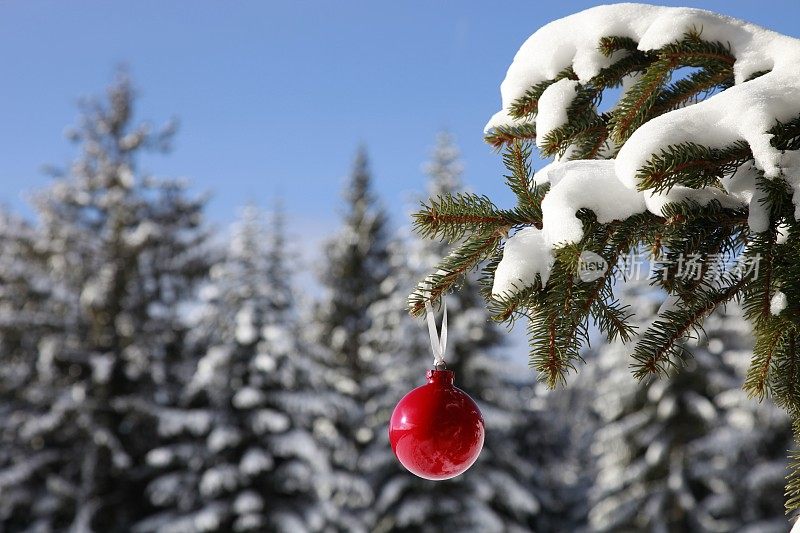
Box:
2, 0, 800, 237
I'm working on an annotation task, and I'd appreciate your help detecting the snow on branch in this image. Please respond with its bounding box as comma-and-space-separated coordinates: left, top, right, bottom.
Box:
486, 3, 800, 296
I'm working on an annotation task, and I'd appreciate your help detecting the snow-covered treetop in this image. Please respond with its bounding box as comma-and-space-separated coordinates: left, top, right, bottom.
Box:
487, 4, 800, 274
481, 4, 800, 296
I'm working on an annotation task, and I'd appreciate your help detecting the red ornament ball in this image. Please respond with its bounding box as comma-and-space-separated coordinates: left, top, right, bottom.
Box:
389, 369, 484, 480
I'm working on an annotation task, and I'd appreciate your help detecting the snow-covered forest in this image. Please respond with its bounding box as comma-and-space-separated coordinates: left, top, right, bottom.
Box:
0, 74, 794, 533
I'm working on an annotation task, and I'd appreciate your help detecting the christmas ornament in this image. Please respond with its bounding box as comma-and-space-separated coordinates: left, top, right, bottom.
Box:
388, 298, 485, 480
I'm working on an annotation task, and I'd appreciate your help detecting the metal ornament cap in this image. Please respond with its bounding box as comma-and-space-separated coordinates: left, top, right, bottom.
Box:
388, 369, 485, 480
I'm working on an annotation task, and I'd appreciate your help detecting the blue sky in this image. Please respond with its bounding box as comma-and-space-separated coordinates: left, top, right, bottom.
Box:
2, 0, 800, 239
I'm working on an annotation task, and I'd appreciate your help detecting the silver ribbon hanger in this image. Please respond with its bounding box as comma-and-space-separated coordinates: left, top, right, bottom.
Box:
424, 297, 448, 370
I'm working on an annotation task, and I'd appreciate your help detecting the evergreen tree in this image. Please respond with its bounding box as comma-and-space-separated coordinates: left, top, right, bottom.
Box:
409, 5, 800, 508
587, 284, 792, 532
694, 310, 791, 532
309, 148, 393, 531
0, 210, 58, 393
0, 74, 210, 532
358, 236, 427, 528
136, 203, 334, 533
0, 209, 70, 525
374, 132, 555, 532
314, 148, 392, 376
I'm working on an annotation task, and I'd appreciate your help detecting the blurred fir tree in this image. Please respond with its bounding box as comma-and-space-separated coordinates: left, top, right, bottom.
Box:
586, 283, 792, 532
371, 133, 560, 532
0, 210, 72, 524
308, 148, 393, 531
0, 210, 61, 394
358, 236, 428, 528
0, 73, 210, 531
135, 203, 340, 533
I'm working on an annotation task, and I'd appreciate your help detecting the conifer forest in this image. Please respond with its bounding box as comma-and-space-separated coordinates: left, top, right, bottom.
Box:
3, 3, 800, 532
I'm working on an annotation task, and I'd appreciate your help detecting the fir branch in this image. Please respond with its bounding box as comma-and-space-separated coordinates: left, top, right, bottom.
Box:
530, 217, 646, 387
745, 321, 789, 400
651, 67, 734, 116
413, 193, 535, 243
742, 186, 800, 404
597, 35, 640, 56
408, 230, 504, 316
485, 122, 537, 149
742, 229, 777, 326
659, 28, 736, 66
500, 141, 551, 229
607, 211, 666, 252
787, 420, 800, 513
523, 245, 587, 388
590, 48, 655, 91
635, 141, 751, 193
503, 141, 542, 211
657, 199, 749, 230
544, 311, 567, 387
781, 335, 800, 409
562, 253, 628, 348
591, 297, 636, 344
652, 200, 747, 302
538, 104, 606, 158
632, 277, 746, 379
608, 56, 673, 144
488, 283, 541, 323
569, 123, 611, 160
540, 121, 607, 160
759, 174, 795, 217
659, 46, 735, 67
508, 67, 577, 119
770, 114, 800, 152
609, 34, 735, 144
528, 304, 586, 389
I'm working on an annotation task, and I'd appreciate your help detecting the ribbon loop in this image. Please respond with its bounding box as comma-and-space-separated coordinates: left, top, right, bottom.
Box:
424, 297, 448, 368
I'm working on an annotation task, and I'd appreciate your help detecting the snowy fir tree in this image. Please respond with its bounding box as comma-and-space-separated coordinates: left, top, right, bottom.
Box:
0, 209, 73, 525
0, 74, 210, 531
0, 210, 60, 395
358, 236, 427, 530
410, 5, 800, 509
308, 148, 392, 531
376, 132, 559, 532
690, 310, 792, 531
583, 281, 791, 532
136, 202, 338, 533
